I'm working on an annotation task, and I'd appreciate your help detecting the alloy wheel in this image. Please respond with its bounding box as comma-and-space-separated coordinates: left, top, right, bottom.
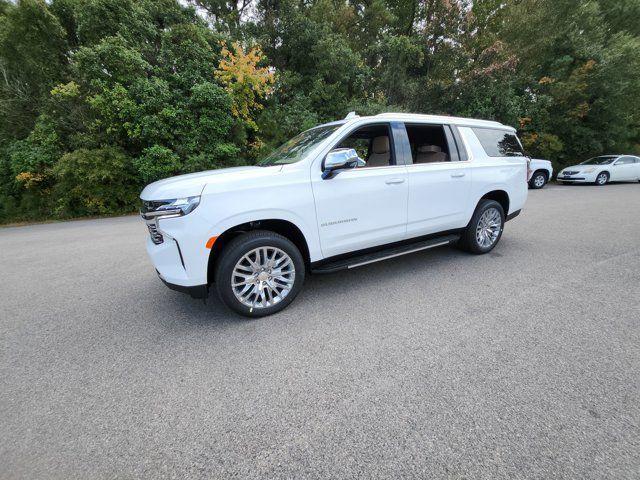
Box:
475, 207, 502, 249
231, 246, 295, 309
596, 173, 608, 185
533, 174, 545, 188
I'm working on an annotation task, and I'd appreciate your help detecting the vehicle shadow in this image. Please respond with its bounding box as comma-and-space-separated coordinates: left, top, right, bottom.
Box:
150, 242, 513, 329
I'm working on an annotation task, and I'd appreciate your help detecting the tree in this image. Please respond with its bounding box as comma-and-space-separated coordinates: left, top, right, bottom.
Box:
1, 0, 640, 222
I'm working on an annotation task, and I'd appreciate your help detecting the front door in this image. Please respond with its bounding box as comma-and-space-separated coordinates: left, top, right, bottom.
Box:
311, 122, 408, 258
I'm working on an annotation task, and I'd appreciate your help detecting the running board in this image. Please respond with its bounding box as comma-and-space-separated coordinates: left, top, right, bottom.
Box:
311, 234, 460, 274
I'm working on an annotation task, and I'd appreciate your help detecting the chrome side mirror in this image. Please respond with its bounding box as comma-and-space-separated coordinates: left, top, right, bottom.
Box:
322, 148, 365, 179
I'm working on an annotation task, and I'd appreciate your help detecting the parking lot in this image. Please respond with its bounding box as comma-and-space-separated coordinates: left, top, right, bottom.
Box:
1, 183, 639, 479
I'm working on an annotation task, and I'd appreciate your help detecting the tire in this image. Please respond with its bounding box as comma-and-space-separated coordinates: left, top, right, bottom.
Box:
458, 199, 505, 254
215, 230, 305, 318
529, 170, 548, 189
595, 171, 609, 186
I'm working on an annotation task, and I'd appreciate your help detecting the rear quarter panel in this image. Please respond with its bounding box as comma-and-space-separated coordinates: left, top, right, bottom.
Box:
459, 126, 528, 222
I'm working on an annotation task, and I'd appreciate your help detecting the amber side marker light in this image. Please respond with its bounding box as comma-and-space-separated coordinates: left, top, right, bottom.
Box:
205, 236, 218, 249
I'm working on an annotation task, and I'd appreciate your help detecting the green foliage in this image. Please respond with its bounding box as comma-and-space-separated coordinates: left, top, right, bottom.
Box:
0, 0, 252, 222
1, 0, 640, 223
0, 0, 68, 140
53, 147, 139, 216
9, 115, 62, 179
134, 145, 181, 183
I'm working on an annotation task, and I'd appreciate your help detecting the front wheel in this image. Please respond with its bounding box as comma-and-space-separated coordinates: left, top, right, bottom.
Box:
529, 171, 547, 189
215, 230, 305, 317
595, 172, 609, 186
458, 199, 505, 254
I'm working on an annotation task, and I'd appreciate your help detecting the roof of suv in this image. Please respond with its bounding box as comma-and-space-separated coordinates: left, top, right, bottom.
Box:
318, 112, 515, 131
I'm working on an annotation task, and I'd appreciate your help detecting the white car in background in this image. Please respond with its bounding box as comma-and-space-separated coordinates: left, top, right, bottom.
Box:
528, 159, 553, 189
557, 155, 640, 185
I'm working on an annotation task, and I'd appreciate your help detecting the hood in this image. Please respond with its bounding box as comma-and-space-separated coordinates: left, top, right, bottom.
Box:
140, 166, 281, 200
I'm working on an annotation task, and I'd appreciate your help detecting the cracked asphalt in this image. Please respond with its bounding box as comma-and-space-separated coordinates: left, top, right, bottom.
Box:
1, 182, 639, 479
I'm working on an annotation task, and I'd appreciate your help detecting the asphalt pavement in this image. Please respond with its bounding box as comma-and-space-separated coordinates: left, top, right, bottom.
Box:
1, 182, 639, 479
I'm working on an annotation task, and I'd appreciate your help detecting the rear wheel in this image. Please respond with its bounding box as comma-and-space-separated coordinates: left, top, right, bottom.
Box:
458, 199, 505, 254
215, 230, 305, 317
529, 171, 547, 189
595, 171, 609, 186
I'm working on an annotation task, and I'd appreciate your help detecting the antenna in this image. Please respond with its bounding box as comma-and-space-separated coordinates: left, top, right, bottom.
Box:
344, 111, 359, 120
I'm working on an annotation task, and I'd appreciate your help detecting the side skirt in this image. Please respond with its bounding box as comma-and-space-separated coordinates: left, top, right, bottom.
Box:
506, 209, 521, 222
311, 233, 461, 274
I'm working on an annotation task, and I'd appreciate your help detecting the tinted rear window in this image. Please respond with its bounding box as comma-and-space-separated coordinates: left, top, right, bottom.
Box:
472, 128, 524, 157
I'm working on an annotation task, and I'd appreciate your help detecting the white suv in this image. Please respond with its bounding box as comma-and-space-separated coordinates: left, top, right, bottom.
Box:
141, 113, 529, 317
528, 158, 553, 189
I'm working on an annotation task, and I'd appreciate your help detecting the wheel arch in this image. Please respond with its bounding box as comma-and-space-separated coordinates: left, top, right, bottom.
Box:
533, 168, 549, 180
479, 189, 510, 216
207, 219, 311, 284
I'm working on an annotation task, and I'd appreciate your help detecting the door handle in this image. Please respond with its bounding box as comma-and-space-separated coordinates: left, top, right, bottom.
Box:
451, 172, 466, 178
385, 178, 405, 185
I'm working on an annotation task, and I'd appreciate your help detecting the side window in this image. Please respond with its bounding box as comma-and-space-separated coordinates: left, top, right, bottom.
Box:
336, 123, 395, 168
404, 124, 452, 164
472, 128, 524, 157
616, 156, 634, 164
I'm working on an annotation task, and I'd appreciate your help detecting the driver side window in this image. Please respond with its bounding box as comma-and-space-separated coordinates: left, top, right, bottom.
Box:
336, 123, 395, 168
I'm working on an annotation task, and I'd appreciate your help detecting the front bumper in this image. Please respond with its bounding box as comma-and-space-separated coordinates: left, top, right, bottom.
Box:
557, 172, 597, 183
142, 210, 214, 288
145, 235, 194, 285
158, 271, 208, 299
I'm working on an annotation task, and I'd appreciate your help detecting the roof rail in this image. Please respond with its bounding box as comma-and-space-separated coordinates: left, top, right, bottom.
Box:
374, 112, 507, 128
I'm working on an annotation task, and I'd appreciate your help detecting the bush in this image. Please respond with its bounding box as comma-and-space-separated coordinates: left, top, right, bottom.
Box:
53, 147, 140, 217
133, 145, 181, 183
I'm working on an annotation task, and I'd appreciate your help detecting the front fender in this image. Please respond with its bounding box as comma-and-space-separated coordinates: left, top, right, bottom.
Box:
208, 209, 321, 262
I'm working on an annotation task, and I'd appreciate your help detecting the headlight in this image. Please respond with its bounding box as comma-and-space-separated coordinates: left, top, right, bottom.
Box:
141, 196, 200, 220
582, 168, 596, 173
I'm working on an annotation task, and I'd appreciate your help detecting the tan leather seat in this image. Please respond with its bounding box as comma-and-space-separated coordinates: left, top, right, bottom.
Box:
416, 145, 448, 163
367, 136, 390, 167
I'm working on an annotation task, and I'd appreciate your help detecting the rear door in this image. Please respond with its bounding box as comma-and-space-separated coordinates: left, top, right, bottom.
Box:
612, 156, 637, 180
403, 123, 472, 237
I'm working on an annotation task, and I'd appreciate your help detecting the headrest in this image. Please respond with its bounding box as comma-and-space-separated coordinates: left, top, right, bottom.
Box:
418, 145, 442, 153
372, 136, 390, 154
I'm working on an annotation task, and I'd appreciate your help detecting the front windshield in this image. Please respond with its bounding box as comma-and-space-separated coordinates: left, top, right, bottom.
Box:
258, 125, 339, 166
580, 156, 617, 165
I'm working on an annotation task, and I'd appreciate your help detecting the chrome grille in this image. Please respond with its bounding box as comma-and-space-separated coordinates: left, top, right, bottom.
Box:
563, 170, 579, 175
147, 223, 164, 245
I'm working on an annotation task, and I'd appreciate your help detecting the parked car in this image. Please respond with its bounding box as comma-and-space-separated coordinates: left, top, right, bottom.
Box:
141, 113, 529, 317
528, 158, 553, 189
557, 155, 640, 185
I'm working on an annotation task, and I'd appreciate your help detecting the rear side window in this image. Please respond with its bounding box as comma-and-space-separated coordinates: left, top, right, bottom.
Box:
616, 156, 636, 164
472, 128, 524, 157
404, 124, 454, 163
